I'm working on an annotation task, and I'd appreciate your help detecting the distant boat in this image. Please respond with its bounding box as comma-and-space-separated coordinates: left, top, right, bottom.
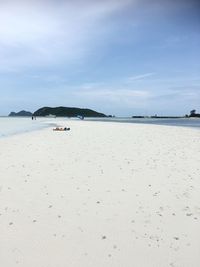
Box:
77, 115, 84, 120
45, 114, 56, 118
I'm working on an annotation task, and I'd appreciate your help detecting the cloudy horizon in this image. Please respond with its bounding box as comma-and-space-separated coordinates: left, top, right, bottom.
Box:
0, 0, 199, 116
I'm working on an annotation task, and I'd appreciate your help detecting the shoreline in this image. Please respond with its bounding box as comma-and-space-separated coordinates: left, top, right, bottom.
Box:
0, 121, 200, 267
0, 116, 200, 140
0, 118, 200, 140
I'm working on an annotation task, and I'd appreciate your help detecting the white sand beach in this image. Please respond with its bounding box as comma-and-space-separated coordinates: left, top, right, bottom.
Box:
0, 121, 200, 267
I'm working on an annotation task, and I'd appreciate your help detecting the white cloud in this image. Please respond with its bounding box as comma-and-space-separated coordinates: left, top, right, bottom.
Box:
71, 82, 151, 109
0, 0, 133, 71
127, 73, 155, 81
76, 88, 149, 98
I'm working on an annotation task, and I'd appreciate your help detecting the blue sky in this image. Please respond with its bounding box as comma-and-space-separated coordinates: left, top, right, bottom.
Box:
0, 0, 199, 116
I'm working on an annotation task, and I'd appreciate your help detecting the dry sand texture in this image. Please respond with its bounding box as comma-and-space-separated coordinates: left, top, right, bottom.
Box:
0, 121, 200, 267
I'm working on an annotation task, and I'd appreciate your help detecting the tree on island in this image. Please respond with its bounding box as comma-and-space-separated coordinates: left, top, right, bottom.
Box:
189, 109, 200, 118
190, 109, 196, 116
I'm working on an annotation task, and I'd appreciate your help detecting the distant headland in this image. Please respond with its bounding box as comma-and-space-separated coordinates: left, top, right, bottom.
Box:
132, 109, 200, 119
9, 106, 106, 117
9, 110, 33, 117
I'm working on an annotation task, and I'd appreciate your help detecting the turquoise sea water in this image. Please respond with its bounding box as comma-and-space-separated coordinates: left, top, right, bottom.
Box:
0, 117, 57, 138
0, 117, 199, 138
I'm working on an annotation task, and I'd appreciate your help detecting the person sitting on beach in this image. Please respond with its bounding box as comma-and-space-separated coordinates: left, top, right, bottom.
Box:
53, 127, 70, 131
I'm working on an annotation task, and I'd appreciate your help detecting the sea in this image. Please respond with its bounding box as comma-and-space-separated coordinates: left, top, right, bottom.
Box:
0, 117, 57, 138
0, 117, 199, 138
85, 117, 200, 128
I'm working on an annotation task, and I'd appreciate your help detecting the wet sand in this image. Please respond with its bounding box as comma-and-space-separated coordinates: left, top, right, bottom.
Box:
0, 121, 200, 267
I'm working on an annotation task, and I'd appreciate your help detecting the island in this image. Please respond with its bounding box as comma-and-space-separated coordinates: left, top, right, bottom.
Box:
33, 106, 107, 117
9, 110, 33, 117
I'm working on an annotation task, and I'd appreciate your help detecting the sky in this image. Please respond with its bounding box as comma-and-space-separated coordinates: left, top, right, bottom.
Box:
0, 0, 200, 116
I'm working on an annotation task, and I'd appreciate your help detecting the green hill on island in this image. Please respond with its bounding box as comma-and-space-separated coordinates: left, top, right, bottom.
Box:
33, 106, 107, 117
